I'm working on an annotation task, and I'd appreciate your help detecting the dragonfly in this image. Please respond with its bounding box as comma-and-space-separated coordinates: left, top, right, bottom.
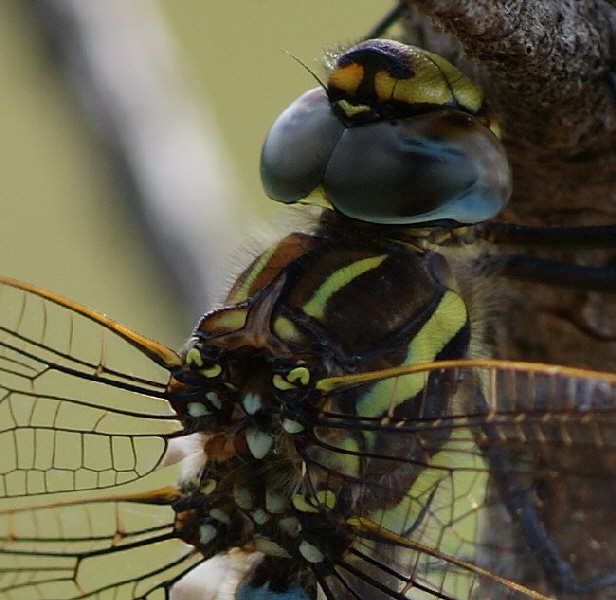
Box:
2, 25, 616, 600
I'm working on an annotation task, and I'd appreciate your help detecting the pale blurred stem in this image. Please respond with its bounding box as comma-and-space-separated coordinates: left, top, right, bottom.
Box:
25, 0, 238, 322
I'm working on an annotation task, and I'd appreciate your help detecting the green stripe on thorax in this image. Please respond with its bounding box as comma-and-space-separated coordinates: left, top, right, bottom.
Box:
356, 289, 467, 419
227, 245, 278, 305
302, 254, 389, 319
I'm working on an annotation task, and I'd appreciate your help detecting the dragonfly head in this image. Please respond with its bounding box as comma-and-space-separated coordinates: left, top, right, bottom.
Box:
260, 39, 511, 226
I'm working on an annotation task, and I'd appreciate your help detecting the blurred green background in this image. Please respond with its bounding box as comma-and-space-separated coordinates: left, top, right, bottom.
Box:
0, 0, 391, 350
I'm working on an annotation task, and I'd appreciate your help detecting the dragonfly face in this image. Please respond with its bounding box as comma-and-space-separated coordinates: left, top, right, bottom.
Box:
261, 39, 510, 225
1, 35, 616, 600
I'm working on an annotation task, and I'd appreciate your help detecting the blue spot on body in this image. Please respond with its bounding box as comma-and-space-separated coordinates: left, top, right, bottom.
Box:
236, 582, 310, 600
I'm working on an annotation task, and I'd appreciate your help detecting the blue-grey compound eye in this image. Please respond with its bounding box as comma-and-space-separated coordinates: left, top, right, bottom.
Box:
260, 88, 344, 205
260, 89, 511, 225
323, 110, 511, 224
261, 39, 512, 225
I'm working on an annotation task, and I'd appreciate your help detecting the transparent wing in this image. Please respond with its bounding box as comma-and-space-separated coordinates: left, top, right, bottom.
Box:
0, 488, 204, 600
0, 277, 182, 498
300, 360, 616, 600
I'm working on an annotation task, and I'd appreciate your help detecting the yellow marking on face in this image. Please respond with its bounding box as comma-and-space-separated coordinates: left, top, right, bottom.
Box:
379, 69, 452, 106
302, 254, 388, 320
329, 41, 484, 116
227, 245, 278, 305
327, 62, 364, 95
357, 289, 467, 419
373, 42, 483, 113
422, 50, 483, 112
298, 184, 333, 209
335, 99, 371, 118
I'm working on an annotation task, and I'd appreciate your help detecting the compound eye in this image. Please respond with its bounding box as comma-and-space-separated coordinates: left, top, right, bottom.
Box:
323, 110, 510, 225
260, 85, 510, 226
260, 87, 344, 206
260, 39, 511, 225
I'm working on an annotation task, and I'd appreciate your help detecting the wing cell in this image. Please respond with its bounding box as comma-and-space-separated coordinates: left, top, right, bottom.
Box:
0, 278, 182, 498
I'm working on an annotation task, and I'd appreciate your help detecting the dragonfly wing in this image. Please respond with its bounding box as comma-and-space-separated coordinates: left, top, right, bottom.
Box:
476, 362, 616, 598
0, 278, 182, 498
0, 489, 204, 600
302, 361, 616, 599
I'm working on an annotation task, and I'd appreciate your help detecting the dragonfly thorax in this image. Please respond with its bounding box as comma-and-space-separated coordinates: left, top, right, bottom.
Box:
162, 224, 475, 596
